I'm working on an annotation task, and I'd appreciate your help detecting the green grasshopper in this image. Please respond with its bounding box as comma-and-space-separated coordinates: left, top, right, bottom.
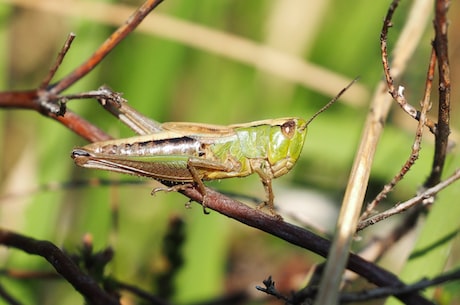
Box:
71, 80, 355, 216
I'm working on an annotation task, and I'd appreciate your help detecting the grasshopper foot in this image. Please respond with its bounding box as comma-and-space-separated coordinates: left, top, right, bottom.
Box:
202, 205, 210, 215
256, 202, 283, 221
152, 184, 211, 215
201, 194, 211, 214
151, 183, 194, 196
183, 198, 210, 215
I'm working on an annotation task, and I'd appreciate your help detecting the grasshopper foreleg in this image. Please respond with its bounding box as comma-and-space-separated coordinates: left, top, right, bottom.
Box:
253, 169, 282, 220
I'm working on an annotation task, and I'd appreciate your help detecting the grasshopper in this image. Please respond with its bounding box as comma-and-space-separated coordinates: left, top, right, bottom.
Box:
71, 80, 355, 216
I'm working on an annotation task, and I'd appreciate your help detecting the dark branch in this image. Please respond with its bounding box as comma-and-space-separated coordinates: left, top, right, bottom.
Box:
179, 187, 434, 305
0, 229, 119, 305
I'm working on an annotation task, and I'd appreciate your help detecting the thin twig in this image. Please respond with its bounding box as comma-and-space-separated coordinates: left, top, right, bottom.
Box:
52, 110, 113, 142
360, 48, 436, 221
357, 168, 460, 231
39, 33, 76, 89
49, 0, 164, 94
381, 2, 438, 135
256, 276, 291, 303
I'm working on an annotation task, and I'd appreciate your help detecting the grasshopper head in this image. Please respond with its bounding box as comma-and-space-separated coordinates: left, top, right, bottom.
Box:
268, 118, 307, 178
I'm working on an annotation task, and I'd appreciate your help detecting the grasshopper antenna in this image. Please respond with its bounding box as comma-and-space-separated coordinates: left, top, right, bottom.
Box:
306, 77, 359, 126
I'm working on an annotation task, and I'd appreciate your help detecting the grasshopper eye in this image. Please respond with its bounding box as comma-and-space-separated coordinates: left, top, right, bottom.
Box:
281, 120, 296, 138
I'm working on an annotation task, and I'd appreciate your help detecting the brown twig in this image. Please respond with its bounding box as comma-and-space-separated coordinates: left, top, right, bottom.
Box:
0, 88, 111, 142
360, 48, 437, 221
49, 0, 164, 95
381, 2, 438, 135
40, 33, 76, 90
357, 168, 460, 231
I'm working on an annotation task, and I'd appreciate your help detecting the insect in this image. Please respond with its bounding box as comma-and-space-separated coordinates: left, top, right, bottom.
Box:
71, 80, 355, 217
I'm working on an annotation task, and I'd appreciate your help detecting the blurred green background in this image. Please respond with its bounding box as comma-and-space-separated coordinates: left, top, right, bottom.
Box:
1, 0, 460, 304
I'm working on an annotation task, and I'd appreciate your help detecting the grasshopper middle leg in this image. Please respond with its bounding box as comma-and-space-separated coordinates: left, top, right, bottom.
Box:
152, 157, 233, 214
